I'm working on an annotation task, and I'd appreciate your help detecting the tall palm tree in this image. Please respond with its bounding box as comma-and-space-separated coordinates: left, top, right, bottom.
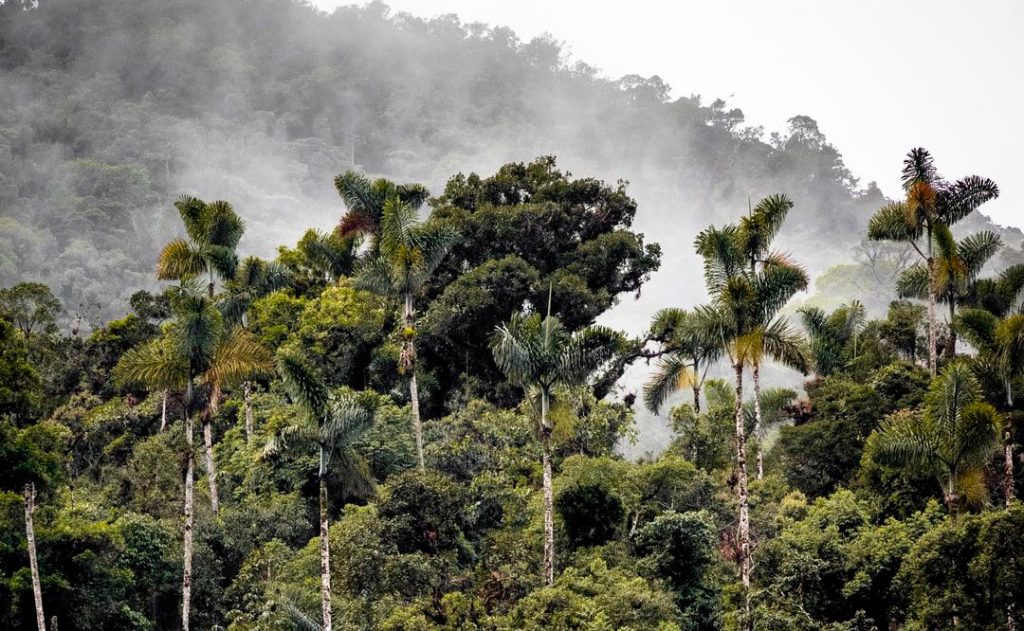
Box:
490, 290, 613, 585
868, 148, 999, 375
334, 170, 428, 243
873, 361, 1001, 517
694, 219, 808, 625
117, 284, 272, 513
356, 197, 458, 470
957, 308, 1024, 506
896, 226, 1002, 358
799, 301, 868, 377
114, 285, 216, 631
268, 351, 375, 631
157, 196, 245, 298
643, 306, 724, 415
220, 256, 293, 442
737, 195, 809, 480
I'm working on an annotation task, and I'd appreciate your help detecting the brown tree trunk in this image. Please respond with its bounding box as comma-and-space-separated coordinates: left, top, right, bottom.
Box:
243, 381, 254, 443
202, 418, 219, 514
927, 256, 938, 376
733, 362, 751, 629
182, 403, 194, 631
541, 390, 555, 586
753, 362, 764, 481
24, 483, 46, 631
319, 450, 333, 631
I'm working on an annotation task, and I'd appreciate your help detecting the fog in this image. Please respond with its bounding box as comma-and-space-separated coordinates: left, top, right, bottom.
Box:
2, 0, 1020, 454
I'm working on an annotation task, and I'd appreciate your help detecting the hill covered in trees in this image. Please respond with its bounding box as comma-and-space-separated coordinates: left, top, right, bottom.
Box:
6, 0, 1002, 327
4, 1, 1024, 630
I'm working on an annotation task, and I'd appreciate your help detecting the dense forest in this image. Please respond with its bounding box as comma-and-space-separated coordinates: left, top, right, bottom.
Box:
4, 0, 1024, 630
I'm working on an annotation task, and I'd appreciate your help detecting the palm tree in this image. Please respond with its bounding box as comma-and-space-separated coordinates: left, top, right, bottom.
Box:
490, 290, 613, 585
269, 351, 375, 631
868, 148, 999, 375
737, 195, 809, 480
694, 219, 808, 623
220, 256, 293, 442
157, 196, 245, 298
799, 301, 868, 377
873, 361, 1001, 517
117, 284, 272, 513
334, 170, 429, 243
957, 308, 1024, 506
643, 306, 724, 415
356, 197, 458, 470
114, 285, 215, 631
896, 226, 1002, 358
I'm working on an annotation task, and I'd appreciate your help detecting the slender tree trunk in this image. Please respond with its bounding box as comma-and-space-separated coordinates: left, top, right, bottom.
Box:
24, 483, 46, 631
160, 390, 168, 432
692, 384, 701, 415
243, 381, 254, 443
946, 474, 960, 520
403, 293, 425, 470
202, 418, 219, 514
540, 389, 555, 586
946, 301, 957, 359
182, 394, 194, 631
319, 449, 333, 631
1005, 381, 1015, 507
733, 362, 751, 630
409, 372, 425, 470
753, 362, 764, 481
927, 252, 938, 376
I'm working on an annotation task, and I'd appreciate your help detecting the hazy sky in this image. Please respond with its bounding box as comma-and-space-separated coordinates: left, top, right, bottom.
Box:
313, 0, 1023, 230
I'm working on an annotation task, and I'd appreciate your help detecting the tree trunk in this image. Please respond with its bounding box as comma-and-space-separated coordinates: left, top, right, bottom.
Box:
541, 389, 555, 586
409, 372, 425, 471
319, 450, 333, 631
160, 390, 168, 432
946, 301, 957, 359
753, 362, 764, 481
243, 381, 254, 444
692, 384, 701, 415
946, 480, 960, 520
403, 293, 425, 470
733, 363, 751, 629
927, 255, 938, 376
24, 483, 46, 631
202, 418, 219, 514
182, 398, 194, 631
1005, 391, 1015, 507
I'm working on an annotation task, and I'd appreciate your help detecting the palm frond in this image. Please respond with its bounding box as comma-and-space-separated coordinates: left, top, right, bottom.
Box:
939, 175, 999, 224
114, 338, 188, 390
868, 202, 922, 244
277, 351, 330, 423
896, 263, 930, 301
201, 329, 274, 389
643, 355, 694, 415
958, 230, 1002, 277
157, 238, 206, 281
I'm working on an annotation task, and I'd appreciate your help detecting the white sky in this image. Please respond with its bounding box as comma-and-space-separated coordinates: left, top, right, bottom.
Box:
312, 0, 1024, 230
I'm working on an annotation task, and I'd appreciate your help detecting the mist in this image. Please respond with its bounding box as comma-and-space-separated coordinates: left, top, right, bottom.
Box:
2, 0, 1021, 455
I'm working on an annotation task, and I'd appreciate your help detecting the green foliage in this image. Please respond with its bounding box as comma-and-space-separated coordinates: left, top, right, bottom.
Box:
499, 558, 682, 630
0, 281, 61, 338
0, 319, 42, 423
898, 507, 1024, 630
